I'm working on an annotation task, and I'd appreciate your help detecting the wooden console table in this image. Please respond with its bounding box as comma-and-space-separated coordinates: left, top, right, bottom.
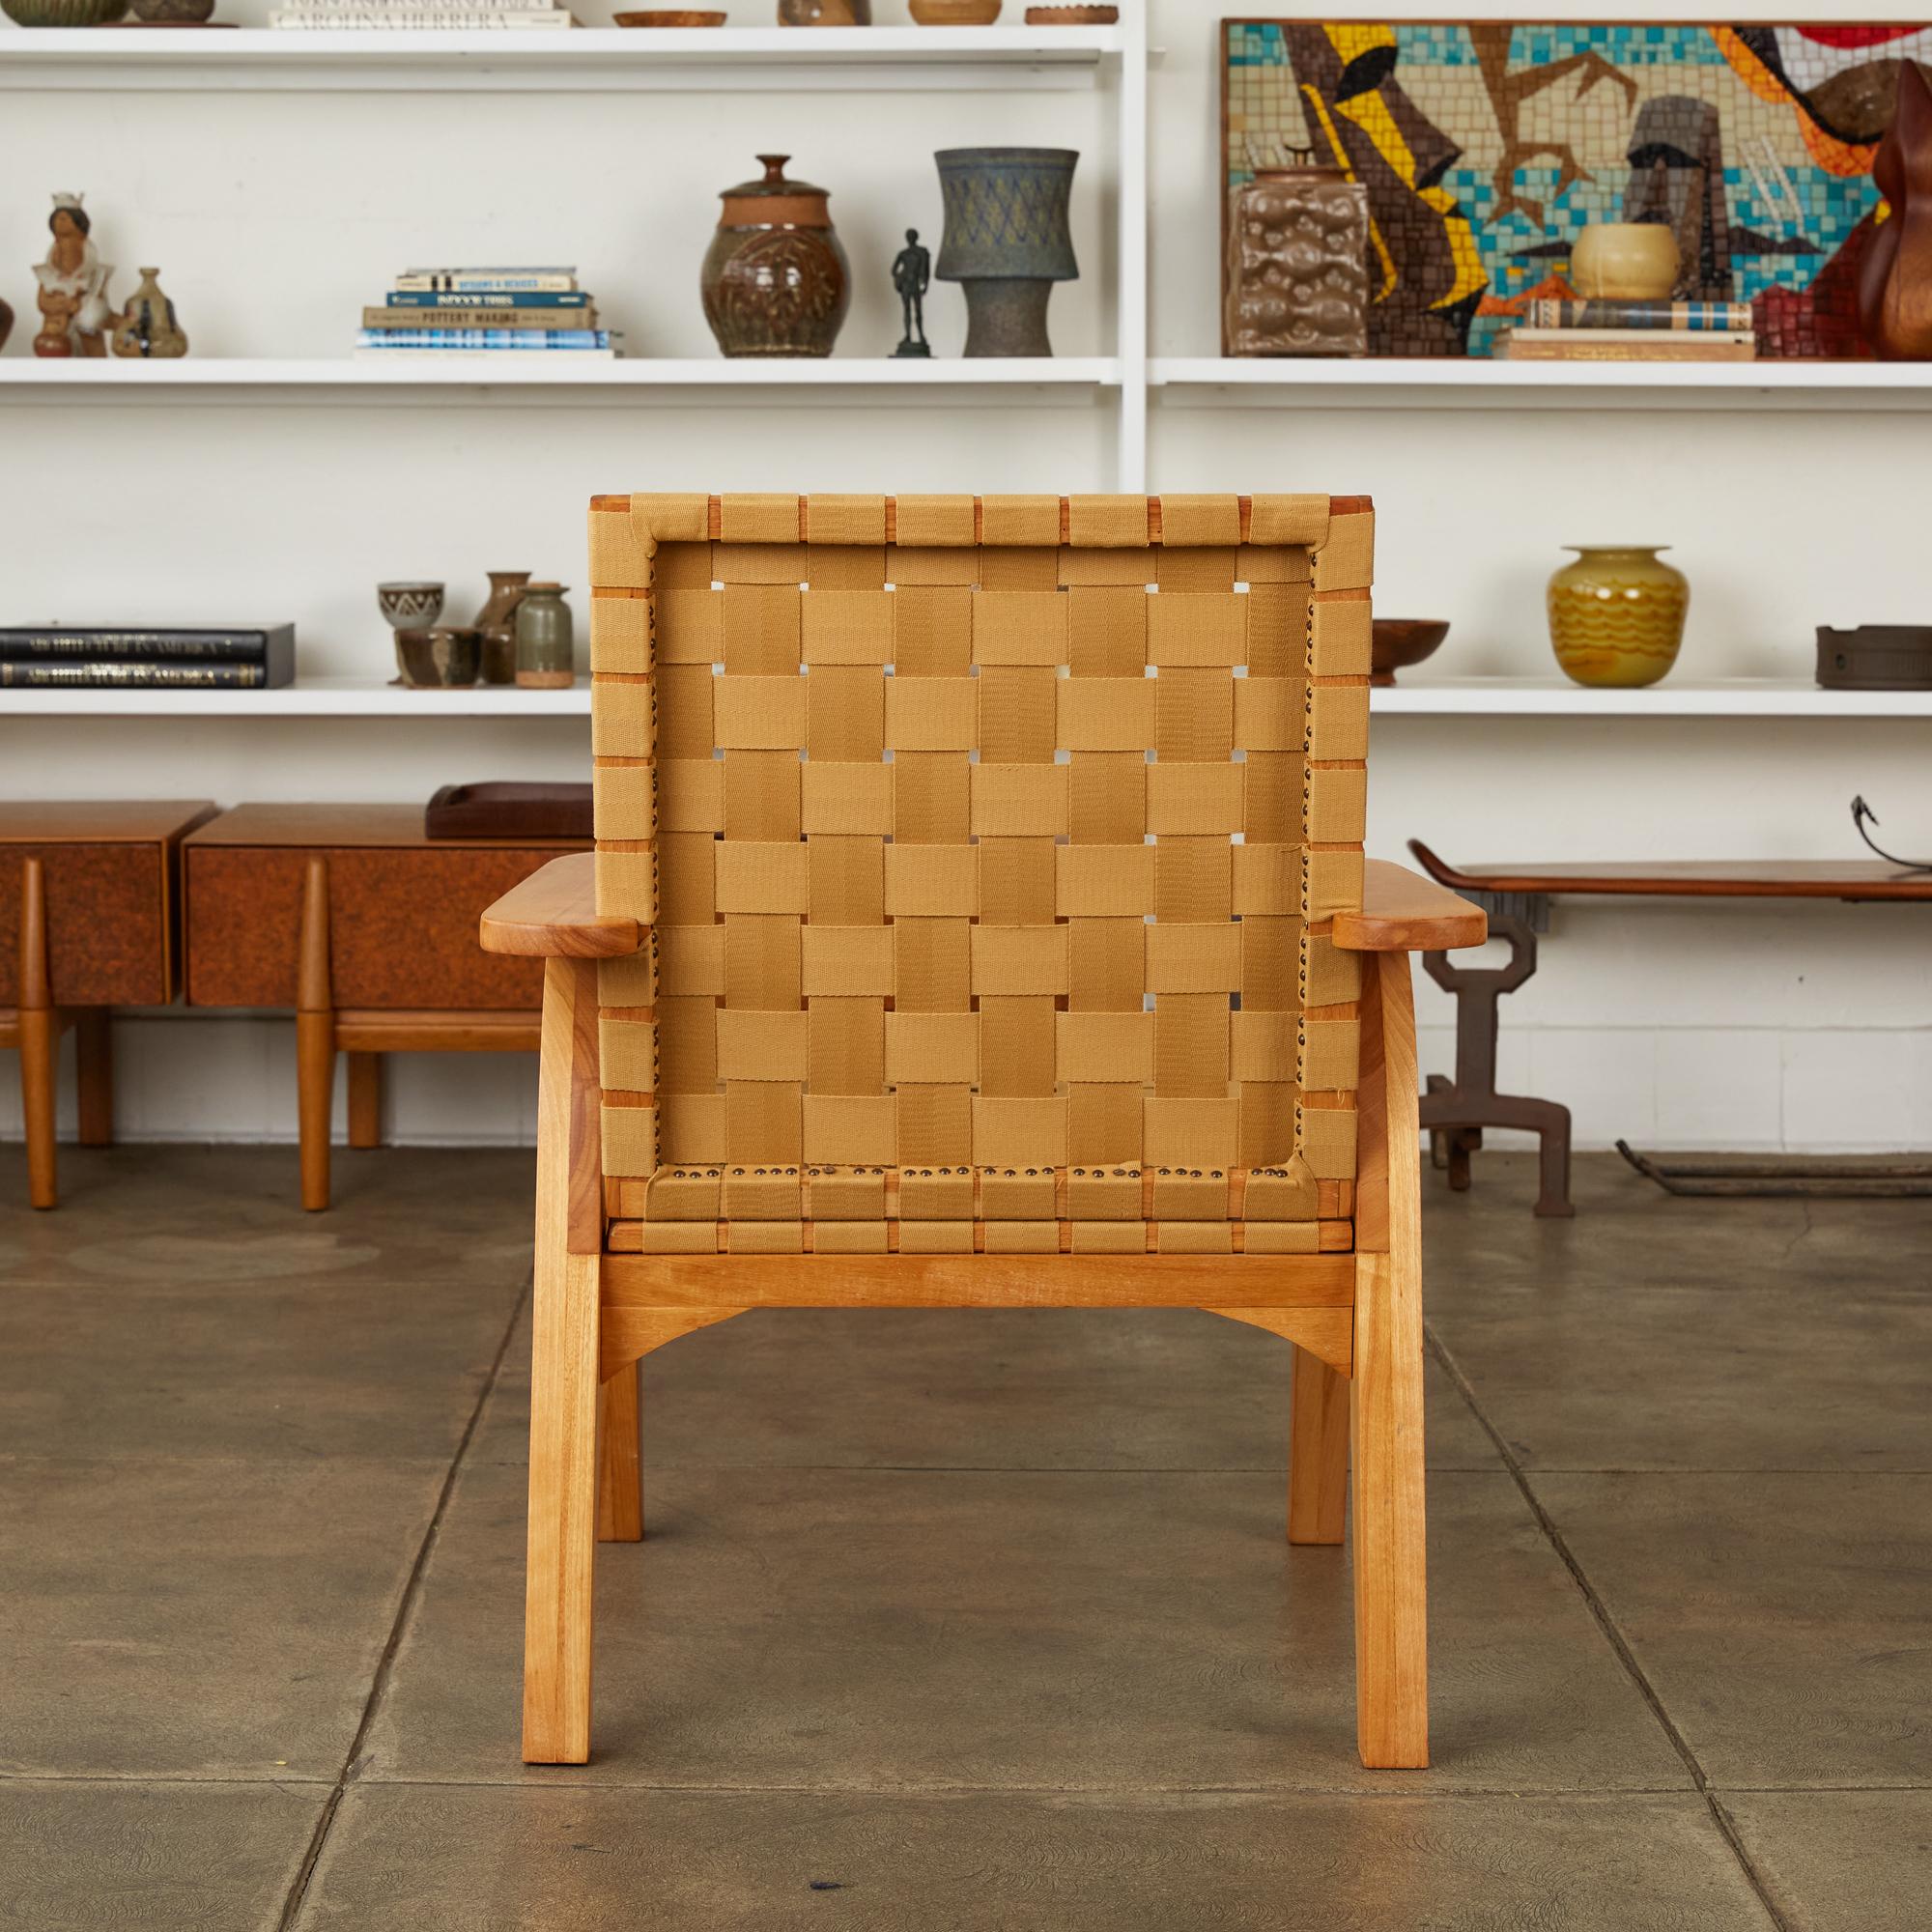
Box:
1408, 840, 1932, 1214
2, 802, 216, 1208
183, 805, 585, 1209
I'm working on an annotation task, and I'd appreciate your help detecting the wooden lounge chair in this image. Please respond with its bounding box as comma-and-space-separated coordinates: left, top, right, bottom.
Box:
480, 493, 1484, 1770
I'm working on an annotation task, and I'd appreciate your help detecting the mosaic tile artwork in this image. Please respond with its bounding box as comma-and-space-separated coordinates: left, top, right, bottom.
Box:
1222, 20, 1932, 355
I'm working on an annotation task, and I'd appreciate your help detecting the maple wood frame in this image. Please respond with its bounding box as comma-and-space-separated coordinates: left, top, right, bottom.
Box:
483, 841, 1481, 1770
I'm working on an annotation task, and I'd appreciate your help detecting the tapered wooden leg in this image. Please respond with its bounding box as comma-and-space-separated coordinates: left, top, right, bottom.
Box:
346, 1052, 383, 1150
296, 857, 334, 1212
18, 856, 58, 1210
523, 956, 605, 1765
1350, 948, 1429, 1769
597, 1364, 644, 1544
75, 1009, 113, 1148
1289, 1345, 1349, 1546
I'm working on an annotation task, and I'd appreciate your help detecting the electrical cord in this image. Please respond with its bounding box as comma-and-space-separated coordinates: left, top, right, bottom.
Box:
1851, 795, 1932, 871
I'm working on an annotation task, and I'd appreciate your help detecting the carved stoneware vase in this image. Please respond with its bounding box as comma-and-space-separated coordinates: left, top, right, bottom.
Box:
934, 147, 1079, 356
700, 155, 850, 358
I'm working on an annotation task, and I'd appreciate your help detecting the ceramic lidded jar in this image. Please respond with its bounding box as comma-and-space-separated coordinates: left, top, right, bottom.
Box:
1547, 547, 1689, 688
1225, 162, 1370, 356
777, 0, 869, 20
700, 155, 851, 357
933, 147, 1079, 356
515, 582, 576, 690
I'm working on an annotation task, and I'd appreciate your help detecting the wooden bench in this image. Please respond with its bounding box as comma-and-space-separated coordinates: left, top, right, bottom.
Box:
1407, 841, 1932, 1216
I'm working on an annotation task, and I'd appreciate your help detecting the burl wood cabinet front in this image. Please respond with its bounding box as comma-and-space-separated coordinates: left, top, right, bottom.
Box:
185, 846, 565, 1009
0, 844, 175, 1008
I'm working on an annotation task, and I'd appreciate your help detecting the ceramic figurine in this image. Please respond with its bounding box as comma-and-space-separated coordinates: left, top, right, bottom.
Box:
1225, 158, 1370, 356
892, 229, 931, 357
33, 195, 115, 360
934, 147, 1078, 356
475, 570, 532, 684
700, 155, 850, 358
1858, 59, 1932, 359
1547, 546, 1689, 688
777, 0, 868, 21
515, 582, 576, 689
111, 269, 188, 359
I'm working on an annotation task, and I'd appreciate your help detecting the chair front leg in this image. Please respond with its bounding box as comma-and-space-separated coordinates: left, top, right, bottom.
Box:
523, 954, 605, 1765
1350, 949, 1429, 1768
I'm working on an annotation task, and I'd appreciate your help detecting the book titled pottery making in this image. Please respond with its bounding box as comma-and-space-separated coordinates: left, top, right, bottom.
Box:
0, 625, 296, 688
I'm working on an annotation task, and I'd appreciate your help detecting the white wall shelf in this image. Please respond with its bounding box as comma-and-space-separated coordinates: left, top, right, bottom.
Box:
0, 356, 1121, 406
0, 24, 1124, 93
1151, 356, 1932, 412
1373, 677, 1932, 718
0, 675, 591, 718
11, 674, 1922, 722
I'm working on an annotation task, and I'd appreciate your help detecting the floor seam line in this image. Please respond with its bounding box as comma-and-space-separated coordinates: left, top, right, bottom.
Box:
1422, 1321, 1793, 1932
271, 1266, 533, 1932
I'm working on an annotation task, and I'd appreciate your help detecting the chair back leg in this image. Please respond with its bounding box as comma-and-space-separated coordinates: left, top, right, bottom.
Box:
1289, 1346, 1349, 1545
597, 1363, 644, 1543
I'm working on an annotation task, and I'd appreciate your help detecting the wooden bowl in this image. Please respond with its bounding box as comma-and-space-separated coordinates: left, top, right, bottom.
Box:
1371, 618, 1449, 686
614, 9, 726, 22
1025, 4, 1118, 20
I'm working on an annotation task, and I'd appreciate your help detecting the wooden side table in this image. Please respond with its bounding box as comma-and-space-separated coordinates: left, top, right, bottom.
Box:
1, 802, 217, 1208
183, 805, 586, 1209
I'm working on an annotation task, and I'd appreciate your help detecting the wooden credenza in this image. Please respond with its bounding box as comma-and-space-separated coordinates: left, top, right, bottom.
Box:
184, 805, 586, 1208
2, 801, 218, 1208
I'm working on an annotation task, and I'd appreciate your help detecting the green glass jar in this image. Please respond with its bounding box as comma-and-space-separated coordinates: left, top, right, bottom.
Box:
515, 582, 575, 690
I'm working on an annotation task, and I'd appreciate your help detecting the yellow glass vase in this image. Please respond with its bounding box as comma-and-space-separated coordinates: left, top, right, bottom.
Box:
1547, 546, 1689, 688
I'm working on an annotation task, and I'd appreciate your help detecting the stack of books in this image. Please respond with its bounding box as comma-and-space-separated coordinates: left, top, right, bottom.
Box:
0, 625, 297, 691
270, 0, 576, 28
355, 267, 615, 360
1498, 299, 1756, 363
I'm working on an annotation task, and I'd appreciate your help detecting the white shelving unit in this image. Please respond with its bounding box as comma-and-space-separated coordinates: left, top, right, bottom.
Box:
0, 24, 1124, 91
8, 673, 1922, 722
0, 355, 1122, 406
1152, 357, 1932, 412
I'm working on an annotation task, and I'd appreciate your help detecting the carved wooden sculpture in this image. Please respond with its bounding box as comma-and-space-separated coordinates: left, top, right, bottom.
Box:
481, 493, 1484, 1771
1859, 59, 1932, 359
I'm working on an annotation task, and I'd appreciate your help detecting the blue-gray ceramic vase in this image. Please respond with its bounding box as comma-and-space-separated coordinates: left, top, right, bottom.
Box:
934, 147, 1079, 357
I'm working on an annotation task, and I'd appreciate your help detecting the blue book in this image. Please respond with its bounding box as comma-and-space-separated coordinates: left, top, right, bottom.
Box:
386, 290, 590, 310
356, 328, 612, 351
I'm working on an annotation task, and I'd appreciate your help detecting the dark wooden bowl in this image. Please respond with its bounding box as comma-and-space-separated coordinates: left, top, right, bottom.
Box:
1371, 617, 1449, 686
614, 9, 726, 22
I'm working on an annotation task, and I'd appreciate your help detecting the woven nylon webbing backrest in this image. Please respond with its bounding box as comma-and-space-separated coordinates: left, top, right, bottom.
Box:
586, 494, 1370, 1257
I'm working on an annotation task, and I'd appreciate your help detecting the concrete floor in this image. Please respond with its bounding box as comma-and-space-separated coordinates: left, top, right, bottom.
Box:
0, 1145, 1927, 1929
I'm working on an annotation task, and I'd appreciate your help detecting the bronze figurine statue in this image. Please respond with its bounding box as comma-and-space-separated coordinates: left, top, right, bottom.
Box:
892, 227, 931, 357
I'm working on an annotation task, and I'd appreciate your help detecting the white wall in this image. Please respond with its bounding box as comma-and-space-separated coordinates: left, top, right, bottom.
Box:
3, 0, 1927, 1152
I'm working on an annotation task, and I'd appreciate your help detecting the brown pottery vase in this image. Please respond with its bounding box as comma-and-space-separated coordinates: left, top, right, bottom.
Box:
701, 155, 850, 358
475, 570, 531, 685
1858, 59, 1932, 358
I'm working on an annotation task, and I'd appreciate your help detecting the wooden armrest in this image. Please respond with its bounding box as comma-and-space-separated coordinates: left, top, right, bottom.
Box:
1332, 860, 1488, 953
478, 853, 640, 958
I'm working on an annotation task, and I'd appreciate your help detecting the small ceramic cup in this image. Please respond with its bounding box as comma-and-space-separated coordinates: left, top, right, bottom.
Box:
1570, 222, 1680, 301
396, 626, 481, 688
377, 581, 444, 631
